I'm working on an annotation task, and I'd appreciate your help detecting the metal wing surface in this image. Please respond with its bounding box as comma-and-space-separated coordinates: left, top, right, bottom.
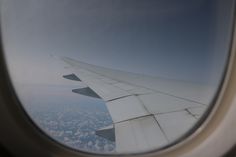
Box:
62, 57, 212, 153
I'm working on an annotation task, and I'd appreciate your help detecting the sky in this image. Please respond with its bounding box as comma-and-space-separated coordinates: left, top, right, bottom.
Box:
0, 0, 234, 85
0, 0, 235, 153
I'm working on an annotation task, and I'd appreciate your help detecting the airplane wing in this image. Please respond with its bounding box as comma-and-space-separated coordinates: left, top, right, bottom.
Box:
61, 57, 214, 153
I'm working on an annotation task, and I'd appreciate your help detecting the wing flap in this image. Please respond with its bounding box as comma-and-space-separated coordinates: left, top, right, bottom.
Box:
115, 116, 168, 153
138, 93, 204, 114
187, 106, 207, 119
106, 95, 150, 123
155, 110, 197, 141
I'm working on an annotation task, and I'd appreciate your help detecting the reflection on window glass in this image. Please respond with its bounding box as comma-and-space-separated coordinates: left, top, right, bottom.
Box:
0, 0, 234, 154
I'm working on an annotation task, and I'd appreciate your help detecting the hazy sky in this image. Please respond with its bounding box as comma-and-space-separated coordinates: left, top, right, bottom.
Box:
0, 0, 234, 85
0, 1, 234, 153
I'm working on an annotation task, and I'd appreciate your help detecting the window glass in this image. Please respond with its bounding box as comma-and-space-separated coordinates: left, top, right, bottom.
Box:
0, 0, 234, 154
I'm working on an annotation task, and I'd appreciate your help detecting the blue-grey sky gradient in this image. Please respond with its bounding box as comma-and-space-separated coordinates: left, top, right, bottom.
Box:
0, 0, 234, 84
0, 0, 235, 153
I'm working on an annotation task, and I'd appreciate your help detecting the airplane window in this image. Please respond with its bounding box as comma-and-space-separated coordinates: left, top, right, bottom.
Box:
0, 0, 235, 154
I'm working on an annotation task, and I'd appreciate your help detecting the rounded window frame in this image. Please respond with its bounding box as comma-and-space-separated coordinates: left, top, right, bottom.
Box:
0, 2, 236, 157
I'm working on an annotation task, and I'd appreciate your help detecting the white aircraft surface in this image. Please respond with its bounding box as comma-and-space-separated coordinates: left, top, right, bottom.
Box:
61, 57, 213, 153
0, 0, 235, 156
